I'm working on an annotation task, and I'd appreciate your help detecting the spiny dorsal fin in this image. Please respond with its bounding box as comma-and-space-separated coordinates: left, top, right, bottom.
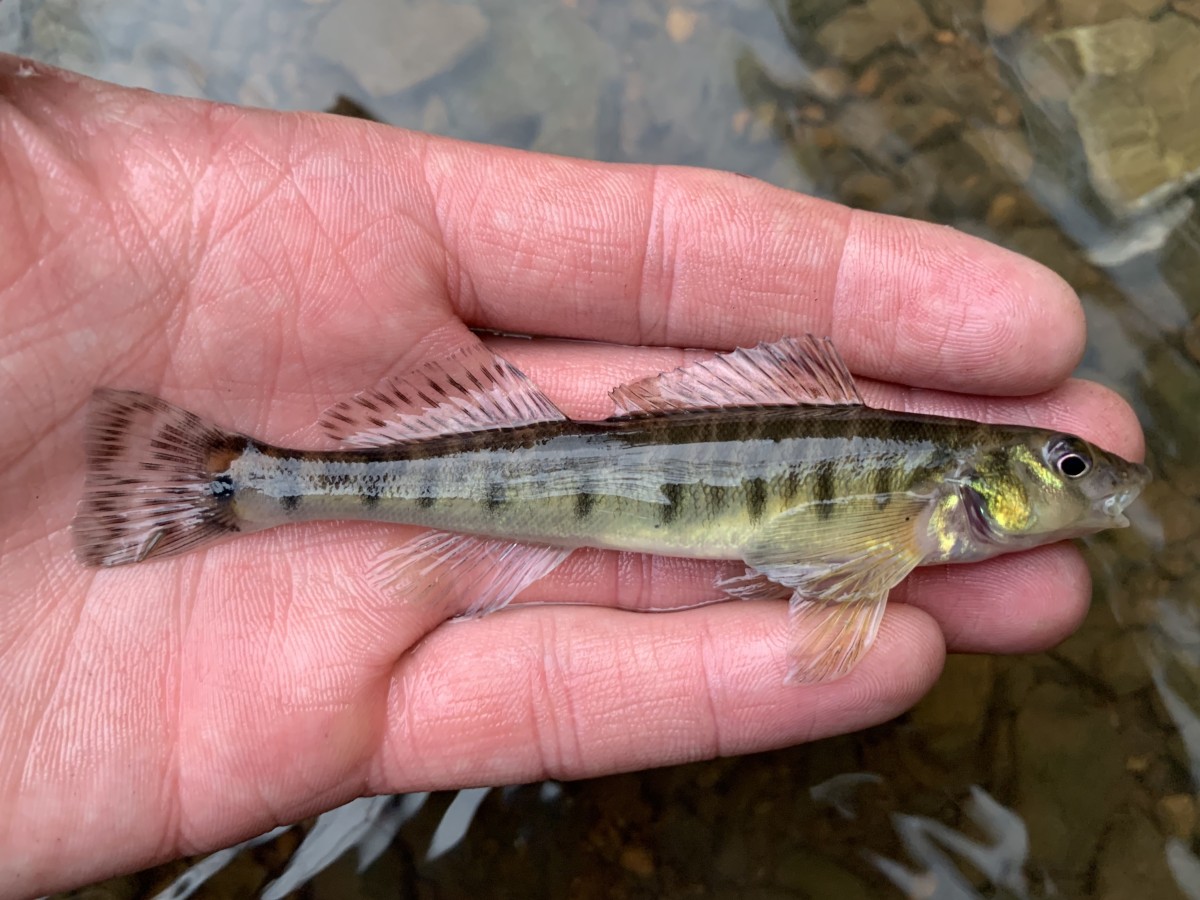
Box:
320, 343, 566, 448
609, 335, 864, 416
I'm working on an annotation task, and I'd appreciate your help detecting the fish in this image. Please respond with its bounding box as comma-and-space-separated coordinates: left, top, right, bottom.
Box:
72, 336, 1150, 682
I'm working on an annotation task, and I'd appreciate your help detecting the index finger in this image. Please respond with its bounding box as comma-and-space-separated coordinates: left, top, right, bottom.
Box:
416, 138, 1083, 394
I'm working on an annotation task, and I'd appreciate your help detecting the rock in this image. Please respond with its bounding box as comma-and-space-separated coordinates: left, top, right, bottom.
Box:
777, 0, 857, 31
1175, 0, 1200, 21
314, 0, 489, 96
1095, 634, 1152, 696
841, 171, 896, 210
834, 101, 898, 159
1138, 480, 1200, 544
665, 6, 699, 42
923, 0, 985, 31
713, 830, 750, 881
907, 656, 996, 761
1185, 317, 1200, 365
808, 66, 853, 102
1163, 213, 1200, 318
815, 0, 932, 65
1158, 794, 1199, 839
1095, 809, 1180, 900
984, 0, 1042, 35
1057, 0, 1169, 26
1014, 680, 1127, 890
986, 192, 1021, 229
440, 3, 617, 156
325, 95, 381, 122
1058, 18, 1158, 77
619, 844, 655, 877
775, 849, 874, 897
879, 86, 961, 148
622, 20, 756, 162
1033, 13, 1200, 216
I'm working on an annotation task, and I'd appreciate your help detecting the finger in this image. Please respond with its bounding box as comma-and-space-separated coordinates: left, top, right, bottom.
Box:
891, 544, 1092, 654
500, 541, 1088, 656
2, 58, 1079, 400
375, 600, 944, 790
418, 137, 1084, 394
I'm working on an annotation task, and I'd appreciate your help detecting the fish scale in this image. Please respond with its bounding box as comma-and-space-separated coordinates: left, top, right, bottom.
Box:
71, 336, 1149, 682
225, 407, 978, 560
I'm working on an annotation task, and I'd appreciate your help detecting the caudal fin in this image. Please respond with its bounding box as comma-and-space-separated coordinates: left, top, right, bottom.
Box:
73, 389, 244, 567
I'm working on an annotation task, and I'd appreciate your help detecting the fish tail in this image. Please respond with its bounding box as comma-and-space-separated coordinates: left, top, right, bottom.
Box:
72, 389, 245, 567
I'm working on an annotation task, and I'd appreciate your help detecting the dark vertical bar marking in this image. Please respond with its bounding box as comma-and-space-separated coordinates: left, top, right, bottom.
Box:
746, 477, 768, 523
815, 460, 836, 520
873, 462, 893, 509
276, 457, 304, 513
659, 482, 683, 525
361, 474, 382, 508
782, 467, 803, 502
485, 476, 507, 512
575, 490, 596, 520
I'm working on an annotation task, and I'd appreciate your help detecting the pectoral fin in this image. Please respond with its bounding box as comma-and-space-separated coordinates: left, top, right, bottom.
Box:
717, 493, 932, 682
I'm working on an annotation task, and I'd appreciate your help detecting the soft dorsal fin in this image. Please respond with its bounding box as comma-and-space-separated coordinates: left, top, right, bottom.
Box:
319, 343, 566, 448
609, 335, 864, 416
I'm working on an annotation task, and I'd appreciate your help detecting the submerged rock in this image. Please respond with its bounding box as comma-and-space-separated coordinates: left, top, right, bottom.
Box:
815, 0, 932, 65
1023, 12, 1200, 217
314, 0, 489, 97
983, 0, 1043, 36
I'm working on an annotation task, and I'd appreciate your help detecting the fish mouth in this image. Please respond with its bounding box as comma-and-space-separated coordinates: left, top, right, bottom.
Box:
1094, 462, 1151, 527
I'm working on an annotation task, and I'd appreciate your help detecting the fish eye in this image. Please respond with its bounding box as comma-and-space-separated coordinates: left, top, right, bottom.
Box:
1045, 437, 1092, 479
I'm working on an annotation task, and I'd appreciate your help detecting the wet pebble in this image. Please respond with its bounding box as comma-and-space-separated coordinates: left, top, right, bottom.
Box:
1157, 793, 1199, 839
815, 0, 932, 65
1057, 0, 1170, 27
983, 0, 1042, 35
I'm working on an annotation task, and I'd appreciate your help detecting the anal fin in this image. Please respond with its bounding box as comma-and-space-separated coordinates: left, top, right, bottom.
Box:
371, 531, 571, 618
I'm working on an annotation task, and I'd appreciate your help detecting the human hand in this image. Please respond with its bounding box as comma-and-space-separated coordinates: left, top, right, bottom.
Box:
0, 55, 1143, 898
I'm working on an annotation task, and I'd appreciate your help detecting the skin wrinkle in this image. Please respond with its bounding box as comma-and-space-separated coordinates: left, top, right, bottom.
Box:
528, 616, 565, 778
635, 166, 667, 345
102, 166, 184, 298
550, 623, 588, 777
419, 138, 481, 327
696, 618, 727, 758
825, 206, 860, 358
896, 242, 961, 372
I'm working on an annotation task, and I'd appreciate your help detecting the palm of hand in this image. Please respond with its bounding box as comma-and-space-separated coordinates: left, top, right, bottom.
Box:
0, 56, 1142, 898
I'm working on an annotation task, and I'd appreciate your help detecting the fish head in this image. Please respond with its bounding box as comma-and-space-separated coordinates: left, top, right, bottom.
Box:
959, 429, 1150, 550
